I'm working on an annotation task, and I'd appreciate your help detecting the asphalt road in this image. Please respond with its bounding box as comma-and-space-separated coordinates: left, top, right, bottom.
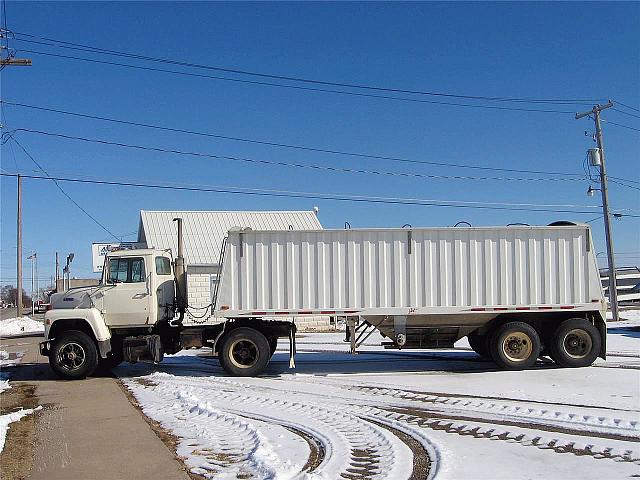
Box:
1, 307, 41, 321
1, 335, 190, 480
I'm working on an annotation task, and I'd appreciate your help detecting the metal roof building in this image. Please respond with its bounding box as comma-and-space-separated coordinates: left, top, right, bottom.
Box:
137, 210, 323, 266
136, 210, 326, 327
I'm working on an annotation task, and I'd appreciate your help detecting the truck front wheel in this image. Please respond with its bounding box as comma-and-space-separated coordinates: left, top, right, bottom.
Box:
549, 318, 601, 368
49, 330, 99, 379
219, 328, 271, 377
490, 322, 541, 370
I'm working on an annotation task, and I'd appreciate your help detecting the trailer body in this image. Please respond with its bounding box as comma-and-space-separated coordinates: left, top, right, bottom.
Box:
213, 225, 605, 349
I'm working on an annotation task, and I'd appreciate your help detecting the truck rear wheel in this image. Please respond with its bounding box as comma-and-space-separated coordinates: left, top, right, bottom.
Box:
49, 330, 99, 379
268, 337, 278, 357
219, 327, 271, 377
490, 322, 541, 370
467, 331, 490, 358
549, 318, 601, 368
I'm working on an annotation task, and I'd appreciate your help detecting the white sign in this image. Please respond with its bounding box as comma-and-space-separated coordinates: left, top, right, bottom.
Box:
91, 242, 140, 272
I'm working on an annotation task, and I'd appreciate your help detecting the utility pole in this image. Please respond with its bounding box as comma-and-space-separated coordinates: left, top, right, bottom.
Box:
4, 23, 31, 315
28, 252, 35, 315
55, 252, 59, 290
35, 252, 38, 302
576, 100, 619, 321
16, 174, 22, 317
0, 29, 32, 67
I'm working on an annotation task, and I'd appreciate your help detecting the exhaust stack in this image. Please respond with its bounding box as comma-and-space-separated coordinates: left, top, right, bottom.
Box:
173, 217, 187, 316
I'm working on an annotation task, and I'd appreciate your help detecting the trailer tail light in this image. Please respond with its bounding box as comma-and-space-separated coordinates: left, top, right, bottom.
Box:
46, 304, 53, 312
220, 305, 229, 310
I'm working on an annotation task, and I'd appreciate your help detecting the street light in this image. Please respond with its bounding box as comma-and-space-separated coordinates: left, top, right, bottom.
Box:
586, 185, 601, 197
27, 252, 37, 315
64, 253, 74, 291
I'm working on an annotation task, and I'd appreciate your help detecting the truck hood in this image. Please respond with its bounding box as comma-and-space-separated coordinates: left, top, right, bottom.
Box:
50, 285, 101, 310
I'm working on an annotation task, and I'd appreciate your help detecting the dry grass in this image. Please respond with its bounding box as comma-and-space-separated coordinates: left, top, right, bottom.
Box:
0, 383, 40, 480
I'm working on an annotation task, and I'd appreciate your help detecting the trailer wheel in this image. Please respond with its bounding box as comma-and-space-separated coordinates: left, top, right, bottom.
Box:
490, 322, 541, 370
549, 318, 601, 368
467, 332, 490, 358
49, 330, 99, 379
219, 328, 271, 377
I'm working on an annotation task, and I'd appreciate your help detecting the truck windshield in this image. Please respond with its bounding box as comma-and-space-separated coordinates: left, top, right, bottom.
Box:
108, 257, 146, 283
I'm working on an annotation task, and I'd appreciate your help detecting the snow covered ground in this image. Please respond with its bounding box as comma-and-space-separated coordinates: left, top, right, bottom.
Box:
118, 315, 640, 479
0, 316, 44, 337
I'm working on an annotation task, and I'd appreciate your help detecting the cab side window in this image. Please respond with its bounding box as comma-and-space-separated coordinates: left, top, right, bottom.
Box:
155, 257, 172, 275
108, 257, 146, 283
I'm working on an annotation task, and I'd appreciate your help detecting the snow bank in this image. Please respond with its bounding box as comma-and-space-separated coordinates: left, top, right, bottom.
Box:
0, 375, 9, 394
0, 406, 41, 453
607, 308, 640, 324
0, 316, 44, 336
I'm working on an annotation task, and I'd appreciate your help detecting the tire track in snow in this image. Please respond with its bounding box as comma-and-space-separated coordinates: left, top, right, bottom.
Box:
124, 369, 638, 478
324, 383, 640, 438
125, 373, 417, 479
372, 408, 640, 465
126, 379, 308, 479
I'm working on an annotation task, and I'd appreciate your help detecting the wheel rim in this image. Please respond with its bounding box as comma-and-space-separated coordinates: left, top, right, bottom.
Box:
501, 332, 533, 362
562, 328, 593, 359
57, 342, 86, 371
228, 339, 259, 369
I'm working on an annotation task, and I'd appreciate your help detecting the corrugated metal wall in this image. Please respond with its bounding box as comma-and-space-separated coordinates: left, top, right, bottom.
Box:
216, 226, 602, 311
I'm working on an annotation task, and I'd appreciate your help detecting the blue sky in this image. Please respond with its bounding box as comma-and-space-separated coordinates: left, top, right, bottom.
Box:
1, 1, 639, 289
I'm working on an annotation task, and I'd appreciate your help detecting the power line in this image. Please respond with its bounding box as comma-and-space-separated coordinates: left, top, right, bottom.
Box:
14, 49, 582, 114
615, 100, 640, 113
612, 107, 640, 120
0, 100, 589, 177
3, 171, 639, 216
11, 31, 606, 106
601, 118, 640, 132
7, 127, 590, 184
612, 176, 640, 185
609, 178, 640, 191
7, 136, 121, 241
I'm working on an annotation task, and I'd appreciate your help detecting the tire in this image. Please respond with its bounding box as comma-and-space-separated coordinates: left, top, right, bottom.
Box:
218, 327, 271, 377
268, 337, 278, 357
549, 318, 601, 368
489, 322, 541, 370
97, 336, 124, 373
467, 331, 490, 358
98, 350, 124, 372
49, 330, 99, 379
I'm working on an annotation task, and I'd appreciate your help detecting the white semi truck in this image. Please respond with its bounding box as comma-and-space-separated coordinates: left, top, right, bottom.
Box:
41, 219, 607, 379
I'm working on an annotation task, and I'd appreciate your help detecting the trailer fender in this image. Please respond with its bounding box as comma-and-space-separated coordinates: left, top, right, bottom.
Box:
44, 308, 112, 358
594, 315, 607, 360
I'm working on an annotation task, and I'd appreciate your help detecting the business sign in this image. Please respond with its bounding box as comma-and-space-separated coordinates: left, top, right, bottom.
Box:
91, 242, 141, 272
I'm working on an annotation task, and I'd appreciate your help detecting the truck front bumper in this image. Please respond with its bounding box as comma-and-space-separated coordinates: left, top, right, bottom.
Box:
39, 341, 51, 357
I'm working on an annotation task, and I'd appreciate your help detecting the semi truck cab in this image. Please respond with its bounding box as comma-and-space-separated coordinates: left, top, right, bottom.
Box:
41, 248, 180, 377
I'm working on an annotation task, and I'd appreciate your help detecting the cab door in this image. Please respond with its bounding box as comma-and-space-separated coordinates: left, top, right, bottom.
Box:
102, 256, 151, 326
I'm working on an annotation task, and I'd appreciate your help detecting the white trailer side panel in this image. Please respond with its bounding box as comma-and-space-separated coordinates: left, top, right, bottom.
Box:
214, 226, 604, 314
